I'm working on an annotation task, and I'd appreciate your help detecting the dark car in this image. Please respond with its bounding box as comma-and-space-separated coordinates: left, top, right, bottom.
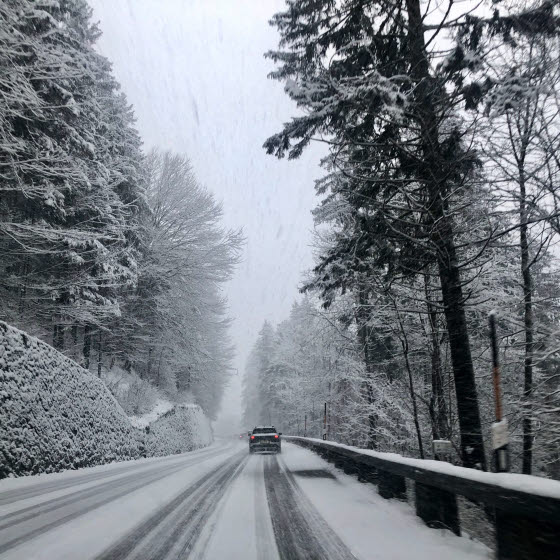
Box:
248, 426, 281, 454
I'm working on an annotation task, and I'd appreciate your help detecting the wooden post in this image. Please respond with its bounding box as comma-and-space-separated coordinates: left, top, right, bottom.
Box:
357, 465, 378, 484
416, 439, 460, 534
378, 469, 406, 500
323, 402, 327, 440
415, 482, 460, 535
341, 459, 359, 476
495, 511, 560, 560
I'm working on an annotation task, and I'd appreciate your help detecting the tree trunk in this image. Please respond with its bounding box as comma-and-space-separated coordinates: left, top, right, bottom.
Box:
71, 324, 79, 359
406, 0, 486, 470
400, 322, 425, 458
425, 273, 449, 440
437, 239, 486, 469
357, 287, 377, 449
97, 331, 103, 377
53, 323, 64, 351
145, 347, 153, 380
519, 167, 534, 474
83, 325, 92, 369
18, 257, 29, 317
156, 344, 165, 387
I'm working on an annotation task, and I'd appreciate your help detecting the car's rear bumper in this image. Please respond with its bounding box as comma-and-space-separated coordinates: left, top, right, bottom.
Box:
249, 443, 281, 453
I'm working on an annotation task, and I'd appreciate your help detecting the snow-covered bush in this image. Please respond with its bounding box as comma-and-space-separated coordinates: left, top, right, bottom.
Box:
102, 367, 159, 416
145, 404, 213, 457
0, 322, 143, 478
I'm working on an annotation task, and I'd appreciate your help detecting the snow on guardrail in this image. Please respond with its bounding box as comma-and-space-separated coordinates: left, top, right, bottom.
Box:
286, 436, 560, 500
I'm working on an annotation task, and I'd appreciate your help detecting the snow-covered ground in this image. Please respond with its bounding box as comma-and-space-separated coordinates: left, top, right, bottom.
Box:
128, 399, 175, 429
0, 441, 491, 559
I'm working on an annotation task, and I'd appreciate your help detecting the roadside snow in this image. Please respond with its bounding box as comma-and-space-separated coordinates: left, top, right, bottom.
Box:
281, 443, 491, 560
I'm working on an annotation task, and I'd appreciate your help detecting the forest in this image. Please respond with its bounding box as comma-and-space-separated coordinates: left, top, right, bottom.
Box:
244, 0, 560, 478
0, 0, 241, 420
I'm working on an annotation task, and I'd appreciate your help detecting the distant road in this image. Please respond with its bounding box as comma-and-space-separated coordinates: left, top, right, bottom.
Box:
0, 441, 488, 559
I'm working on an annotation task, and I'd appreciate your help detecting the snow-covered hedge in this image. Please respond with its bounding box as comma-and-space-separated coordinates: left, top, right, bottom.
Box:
145, 404, 213, 457
0, 322, 143, 478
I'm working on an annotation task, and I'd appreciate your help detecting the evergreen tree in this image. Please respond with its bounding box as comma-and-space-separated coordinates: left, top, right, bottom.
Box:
0, 0, 144, 350
264, 0, 559, 469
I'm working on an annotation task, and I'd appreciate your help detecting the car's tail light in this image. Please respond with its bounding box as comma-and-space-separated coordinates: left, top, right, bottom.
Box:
251, 435, 255, 440
274, 435, 279, 439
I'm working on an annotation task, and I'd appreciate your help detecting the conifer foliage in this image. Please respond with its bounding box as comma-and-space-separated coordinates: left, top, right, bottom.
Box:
262, 0, 560, 473
0, 0, 240, 419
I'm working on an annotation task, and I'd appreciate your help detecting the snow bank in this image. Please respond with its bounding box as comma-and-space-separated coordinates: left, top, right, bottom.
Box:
145, 403, 213, 457
0, 322, 142, 478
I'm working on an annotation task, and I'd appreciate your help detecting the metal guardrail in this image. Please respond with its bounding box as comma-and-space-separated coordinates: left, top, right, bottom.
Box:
285, 436, 560, 560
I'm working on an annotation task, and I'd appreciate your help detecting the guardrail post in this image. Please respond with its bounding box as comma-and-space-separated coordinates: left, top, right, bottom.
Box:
415, 482, 460, 535
357, 464, 378, 484
377, 468, 406, 500
495, 510, 560, 560
333, 454, 346, 471
341, 458, 359, 476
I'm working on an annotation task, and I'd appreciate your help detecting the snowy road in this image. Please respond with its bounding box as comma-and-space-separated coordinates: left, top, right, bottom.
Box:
0, 441, 490, 559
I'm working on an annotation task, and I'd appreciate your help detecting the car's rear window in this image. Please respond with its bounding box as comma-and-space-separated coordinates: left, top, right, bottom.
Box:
252, 427, 276, 434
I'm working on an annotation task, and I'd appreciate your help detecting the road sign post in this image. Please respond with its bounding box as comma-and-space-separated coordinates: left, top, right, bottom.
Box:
322, 402, 327, 440
432, 439, 452, 462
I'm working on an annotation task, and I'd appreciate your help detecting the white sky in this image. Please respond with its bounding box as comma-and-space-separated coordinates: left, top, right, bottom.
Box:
89, 0, 324, 432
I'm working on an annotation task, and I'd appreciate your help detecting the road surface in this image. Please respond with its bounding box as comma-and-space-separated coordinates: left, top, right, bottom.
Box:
0, 441, 489, 559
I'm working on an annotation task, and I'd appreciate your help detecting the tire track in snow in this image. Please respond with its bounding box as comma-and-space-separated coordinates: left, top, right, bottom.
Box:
0, 447, 229, 554
0, 446, 227, 528
0, 444, 226, 507
253, 456, 280, 560
184, 455, 257, 560
264, 454, 358, 560
96, 451, 248, 560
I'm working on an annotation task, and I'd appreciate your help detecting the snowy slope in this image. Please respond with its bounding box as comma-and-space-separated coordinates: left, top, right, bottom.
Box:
145, 403, 213, 457
0, 322, 214, 478
0, 322, 142, 478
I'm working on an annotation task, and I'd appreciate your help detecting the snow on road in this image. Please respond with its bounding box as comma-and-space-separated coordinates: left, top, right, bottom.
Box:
279, 444, 490, 560
0, 441, 490, 559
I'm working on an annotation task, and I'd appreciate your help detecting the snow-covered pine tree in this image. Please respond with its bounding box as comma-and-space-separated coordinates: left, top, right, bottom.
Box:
0, 0, 144, 353
264, 0, 559, 470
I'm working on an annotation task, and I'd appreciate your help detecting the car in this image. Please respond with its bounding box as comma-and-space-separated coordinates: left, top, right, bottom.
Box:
248, 426, 282, 454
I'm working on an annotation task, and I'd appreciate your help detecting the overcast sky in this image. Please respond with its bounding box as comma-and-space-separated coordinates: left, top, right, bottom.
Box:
89, 0, 324, 432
